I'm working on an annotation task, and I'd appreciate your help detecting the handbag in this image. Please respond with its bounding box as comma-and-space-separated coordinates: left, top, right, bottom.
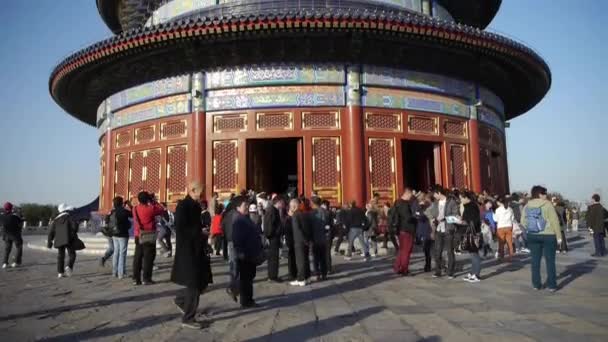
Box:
254, 248, 268, 266
71, 237, 86, 251
461, 222, 482, 252
134, 206, 156, 245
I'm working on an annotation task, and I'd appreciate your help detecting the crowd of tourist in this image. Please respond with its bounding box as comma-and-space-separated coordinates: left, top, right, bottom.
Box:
1, 183, 607, 329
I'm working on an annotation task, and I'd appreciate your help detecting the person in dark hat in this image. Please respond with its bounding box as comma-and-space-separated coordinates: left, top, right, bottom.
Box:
264, 195, 285, 283
171, 181, 213, 329
48, 204, 78, 278
2, 202, 24, 269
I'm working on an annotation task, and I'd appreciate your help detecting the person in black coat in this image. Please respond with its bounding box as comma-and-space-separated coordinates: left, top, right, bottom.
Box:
2, 202, 23, 268
47, 204, 78, 278
392, 188, 417, 275
460, 191, 482, 282
285, 199, 299, 280
264, 196, 285, 282
232, 196, 263, 308
311, 197, 330, 280
290, 199, 313, 286
171, 182, 212, 329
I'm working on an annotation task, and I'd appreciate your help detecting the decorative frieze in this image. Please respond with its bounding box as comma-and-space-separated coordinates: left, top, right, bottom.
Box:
363, 87, 470, 118
206, 65, 344, 89
206, 85, 345, 111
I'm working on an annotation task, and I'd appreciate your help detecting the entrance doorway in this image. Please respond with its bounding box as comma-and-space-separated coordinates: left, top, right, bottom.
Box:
246, 138, 301, 195
402, 140, 442, 192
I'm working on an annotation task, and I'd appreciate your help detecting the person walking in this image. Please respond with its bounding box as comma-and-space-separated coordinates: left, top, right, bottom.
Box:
232, 196, 262, 308
210, 204, 224, 256
171, 182, 212, 329
392, 188, 417, 275
333, 203, 349, 255
321, 200, 335, 274
345, 201, 370, 261
311, 197, 330, 281
132, 191, 165, 286
460, 191, 482, 283
264, 196, 285, 283
586, 194, 607, 257
2, 202, 23, 269
365, 203, 379, 257
99, 224, 114, 268
522, 186, 562, 291
431, 186, 460, 279
107, 197, 131, 279
285, 199, 299, 280
552, 197, 569, 254
290, 198, 313, 286
381, 202, 400, 252
47, 204, 78, 278
571, 208, 580, 232
222, 199, 240, 301
416, 194, 434, 273
156, 202, 174, 258
494, 196, 515, 262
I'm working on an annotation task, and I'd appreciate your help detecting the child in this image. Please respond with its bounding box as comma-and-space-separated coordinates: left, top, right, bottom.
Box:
481, 218, 494, 258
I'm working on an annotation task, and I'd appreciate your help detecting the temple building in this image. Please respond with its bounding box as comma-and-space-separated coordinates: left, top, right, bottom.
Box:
50, 0, 551, 211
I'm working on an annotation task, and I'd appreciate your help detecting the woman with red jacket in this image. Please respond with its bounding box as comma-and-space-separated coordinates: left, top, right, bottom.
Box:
132, 191, 165, 286
210, 204, 225, 256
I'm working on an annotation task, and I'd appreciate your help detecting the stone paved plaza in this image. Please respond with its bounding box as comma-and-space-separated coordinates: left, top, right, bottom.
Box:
1, 233, 607, 342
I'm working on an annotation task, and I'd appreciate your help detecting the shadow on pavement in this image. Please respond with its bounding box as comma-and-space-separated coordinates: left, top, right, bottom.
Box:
242, 306, 384, 342
37, 313, 180, 342
0, 289, 180, 322
557, 259, 598, 290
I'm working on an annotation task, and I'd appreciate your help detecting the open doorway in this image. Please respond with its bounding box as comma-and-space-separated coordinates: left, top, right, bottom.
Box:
402, 140, 442, 192
246, 138, 301, 195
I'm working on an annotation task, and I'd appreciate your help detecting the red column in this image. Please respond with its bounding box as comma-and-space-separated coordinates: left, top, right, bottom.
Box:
342, 105, 366, 207
103, 130, 113, 213
191, 111, 206, 195
468, 118, 482, 193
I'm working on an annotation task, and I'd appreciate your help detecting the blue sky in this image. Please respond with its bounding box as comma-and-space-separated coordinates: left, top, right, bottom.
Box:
0, 0, 605, 207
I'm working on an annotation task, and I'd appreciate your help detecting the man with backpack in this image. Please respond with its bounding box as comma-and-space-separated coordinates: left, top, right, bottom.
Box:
106, 197, 132, 279
2, 202, 23, 269
521, 186, 562, 291
586, 194, 607, 257
344, 201, 370, 261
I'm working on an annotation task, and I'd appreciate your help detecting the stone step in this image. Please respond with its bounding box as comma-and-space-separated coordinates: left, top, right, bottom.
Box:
25, 233, 165, 256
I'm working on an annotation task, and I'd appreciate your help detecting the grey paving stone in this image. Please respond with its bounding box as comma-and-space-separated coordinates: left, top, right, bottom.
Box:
0, 233, 605, 341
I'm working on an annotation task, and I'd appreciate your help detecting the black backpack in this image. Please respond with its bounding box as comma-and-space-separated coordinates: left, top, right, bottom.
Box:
106, 210, 121, 236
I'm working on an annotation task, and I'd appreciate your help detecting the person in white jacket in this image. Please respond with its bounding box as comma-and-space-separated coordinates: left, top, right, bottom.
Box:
494, 196, 515, 261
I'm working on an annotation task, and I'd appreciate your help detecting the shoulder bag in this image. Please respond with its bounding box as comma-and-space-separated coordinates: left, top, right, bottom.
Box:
135, 206, 156, 245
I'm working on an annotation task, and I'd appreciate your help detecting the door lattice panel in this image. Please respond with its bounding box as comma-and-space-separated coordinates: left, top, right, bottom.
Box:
129, 151, 146, 201
161, 120, 187, 140
114, 153, 129, 200
116, 131, 132, 148
303, 112, 340, 129
369, 138, 396, 203
134, 126, 155, 145
479, 148, 491, 192
213, 114, 247, 133
450, 144, 468, 189
409, 116, 438, 135
213, 140, 238, 195
145, 149, 162, 197
167, 144, 188, 203
444, 120, 467, 138
256, 112, 293, 131
365, 113, 402, 132
312, 137, 341, 206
